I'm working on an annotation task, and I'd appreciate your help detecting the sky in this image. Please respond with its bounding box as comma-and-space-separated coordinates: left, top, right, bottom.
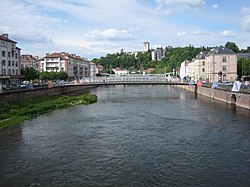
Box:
1, 0, 250, 60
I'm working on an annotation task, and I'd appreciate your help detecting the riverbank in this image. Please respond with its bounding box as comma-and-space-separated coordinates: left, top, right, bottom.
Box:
176, 85, 250, 110
0, 93, 97, 130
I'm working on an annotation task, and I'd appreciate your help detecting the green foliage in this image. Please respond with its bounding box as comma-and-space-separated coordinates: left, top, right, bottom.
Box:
92, 45, 208, 74
0, 94, 97, 129
225, 42, 239, 53
21, 67, 39, 81
237, 58, 250, 76
40, 71, 68, 81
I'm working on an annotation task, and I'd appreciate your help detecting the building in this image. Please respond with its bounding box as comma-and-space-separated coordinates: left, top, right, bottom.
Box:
151, 48, 165, 61
143, 42, 150, 51
180, 60, 191, 80
0, 33, 23, 91
205, 46, 237, 82
38, 52, 90, 81
96, 65, 104, 75
20, 54, 40, 71
193, 52, 206, 81
142, 68, 156, 75
89, 62, 96, 77
112, 68, 129, 75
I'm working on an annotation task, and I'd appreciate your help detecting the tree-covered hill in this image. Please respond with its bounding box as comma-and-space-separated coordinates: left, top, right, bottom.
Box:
92, 45, 211, 74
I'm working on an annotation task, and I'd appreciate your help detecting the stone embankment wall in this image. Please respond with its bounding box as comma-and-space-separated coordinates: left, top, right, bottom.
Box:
0, 85, 94, 102
177, 85, 250, 110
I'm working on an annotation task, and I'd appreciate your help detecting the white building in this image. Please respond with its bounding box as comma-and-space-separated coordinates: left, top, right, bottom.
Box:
151, 48, 165, 61
0, 33, 23, 91
89, 62, 96, 77
179, 60, 191, 80
39, 52, 90, 81
143, 42, 150, 51
112, 68, 129, 75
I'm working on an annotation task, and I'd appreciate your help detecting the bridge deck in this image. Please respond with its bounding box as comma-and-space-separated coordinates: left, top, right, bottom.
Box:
85, 81, 196, 86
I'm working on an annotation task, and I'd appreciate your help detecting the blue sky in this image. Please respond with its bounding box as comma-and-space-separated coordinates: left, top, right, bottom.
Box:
0, 0, 250, 60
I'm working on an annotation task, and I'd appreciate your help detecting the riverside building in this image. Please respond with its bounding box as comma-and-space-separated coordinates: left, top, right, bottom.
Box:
0, 33, 23, 91
38, 52, 90, 81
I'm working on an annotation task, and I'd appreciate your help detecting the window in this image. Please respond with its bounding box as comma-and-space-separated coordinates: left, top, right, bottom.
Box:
202, 61, 205, 66
8, 52, 10, 58
8, 61, 11, 66
1, 42, 5, 47
8, 69, 11, 75
15, 53, 17, 59
222, 56, 227, 62
3, 69, 6, 75
12, 61, 14, 66
16, 61, 18, 67
16, 70, 18, 75
202, 68, 205, 72
12, 69, 15, 75
222, 65, 227, 71
2, 60, 6, 66
2, 51, 6, 57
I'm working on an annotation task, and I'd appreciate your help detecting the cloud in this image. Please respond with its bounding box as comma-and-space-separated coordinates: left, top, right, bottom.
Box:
240, 7, 250, 32
177, 30, 204, 37
212, 4, 219, 10
85, 29, 135, 41
219, 30, 237, 37
156, 0, 205, 9
177, 32, 187, 36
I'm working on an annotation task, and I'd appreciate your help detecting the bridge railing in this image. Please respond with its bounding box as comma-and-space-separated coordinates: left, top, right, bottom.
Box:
83, 75, 182, 83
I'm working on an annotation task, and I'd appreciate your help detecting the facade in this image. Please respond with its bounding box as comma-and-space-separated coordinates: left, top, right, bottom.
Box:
96, 65, 104, 75
0, 34, 23, 91
205, 46, 237, 82
193, 52, 206, 81
89, 62, 96, 77
39, 52, 90, 81
20, 54, 39, 71
143, 42, 150, 51
112, 68, 129, 75
180, 60, 191, 79
142, 68, 156, 75
187, 61, 195, 80
151, 48, 165, 61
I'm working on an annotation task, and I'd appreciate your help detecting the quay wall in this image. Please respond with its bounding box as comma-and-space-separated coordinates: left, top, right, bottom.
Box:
0, 85, 94, 102
177, 85, 250, 110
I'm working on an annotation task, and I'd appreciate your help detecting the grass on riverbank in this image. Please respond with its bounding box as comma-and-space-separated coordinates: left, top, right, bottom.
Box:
0, 94, 97, 129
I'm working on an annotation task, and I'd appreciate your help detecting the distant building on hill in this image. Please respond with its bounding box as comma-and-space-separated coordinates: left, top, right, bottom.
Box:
143, 42, 150, 51
151, 48, 165, 61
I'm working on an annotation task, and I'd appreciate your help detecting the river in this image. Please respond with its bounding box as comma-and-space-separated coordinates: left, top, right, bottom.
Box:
0, 85, 249, 186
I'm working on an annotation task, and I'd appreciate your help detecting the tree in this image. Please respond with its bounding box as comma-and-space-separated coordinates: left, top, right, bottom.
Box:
21, 67, 39, 81
225, 42, 239, 53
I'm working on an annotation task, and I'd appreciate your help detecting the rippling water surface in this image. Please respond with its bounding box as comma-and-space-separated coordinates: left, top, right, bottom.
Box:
0, 85, 250, 186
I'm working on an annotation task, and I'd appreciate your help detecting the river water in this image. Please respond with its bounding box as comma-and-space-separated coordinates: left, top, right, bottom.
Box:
0, 85, 249, 187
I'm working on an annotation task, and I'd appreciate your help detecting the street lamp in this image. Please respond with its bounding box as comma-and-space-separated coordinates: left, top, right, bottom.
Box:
242, 58, 244, 77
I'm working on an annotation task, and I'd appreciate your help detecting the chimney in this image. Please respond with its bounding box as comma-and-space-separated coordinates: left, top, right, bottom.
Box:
46, 53, 50, 56
2, 33, 8, 39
